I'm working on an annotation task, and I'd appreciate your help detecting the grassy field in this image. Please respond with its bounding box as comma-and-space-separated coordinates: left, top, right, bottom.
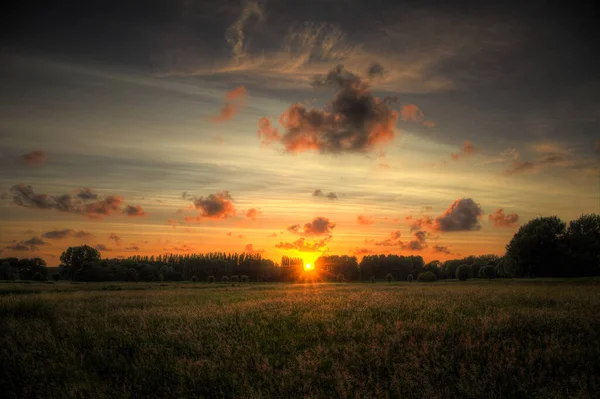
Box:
1, 280, 600, 398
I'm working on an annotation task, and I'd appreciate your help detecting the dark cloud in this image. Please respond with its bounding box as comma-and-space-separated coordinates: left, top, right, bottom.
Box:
488, 208, 519, 228
6, 242, 30, 251
109, 233, 121, 246
6, 236, 48, 252
357, 215, 374, 225
288, 217, 336, 237
95, 244, 111, 251
406, 231, 428, 251
123, 205, 147, 217
275, 237, 328, 252
185, 191, 236, 221
406, 215, 434, 232
366, 63, 386, 79
258, 64, 399, 154
9, 185, 144, 219
23, 237, 48, 246
125, 246, 140, 252
21, 150, 46, 166
434, 198, 483, 232
41, 229, 92, 240
451, 141, 476, 161
375, 231, 403, 247
353, 248, 375, 256
432, 245, 451, 254
313, 189, 338, 200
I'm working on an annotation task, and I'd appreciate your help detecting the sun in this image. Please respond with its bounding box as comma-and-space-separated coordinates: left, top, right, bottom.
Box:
304, 263, 313, 271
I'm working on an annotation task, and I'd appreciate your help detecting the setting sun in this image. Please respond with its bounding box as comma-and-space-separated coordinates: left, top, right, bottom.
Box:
304, 263, 313, 271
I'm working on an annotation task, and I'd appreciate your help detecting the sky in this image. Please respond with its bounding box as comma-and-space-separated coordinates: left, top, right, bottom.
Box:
1, 0, 599, 265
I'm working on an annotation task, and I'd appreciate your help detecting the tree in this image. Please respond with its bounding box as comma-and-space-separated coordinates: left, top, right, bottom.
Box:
16, 258, 48, 280
407, 274, 413, 283
60, 245, 100, 279
385, 273, 393, 283
504, 216, 567, 277
479, 265, 496, 279
0, 261, 19, 280
456, 265, 470, 281
418, 271, 437, 282
564, 214, 600, 277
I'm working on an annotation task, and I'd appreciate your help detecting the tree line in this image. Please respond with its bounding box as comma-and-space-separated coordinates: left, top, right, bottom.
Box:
1, 214, 598, 282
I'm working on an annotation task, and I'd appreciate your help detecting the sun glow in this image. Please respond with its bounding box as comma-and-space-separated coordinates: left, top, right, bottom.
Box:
304, 263, 313, 271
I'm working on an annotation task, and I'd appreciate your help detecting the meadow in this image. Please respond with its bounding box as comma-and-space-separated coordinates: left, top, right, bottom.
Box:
1, 280, 600, 398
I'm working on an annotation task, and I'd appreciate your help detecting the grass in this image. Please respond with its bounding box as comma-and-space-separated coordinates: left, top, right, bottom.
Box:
1, 280, 599, 398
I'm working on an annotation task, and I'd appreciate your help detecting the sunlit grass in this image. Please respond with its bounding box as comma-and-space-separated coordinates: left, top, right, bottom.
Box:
1, 280, 599, 398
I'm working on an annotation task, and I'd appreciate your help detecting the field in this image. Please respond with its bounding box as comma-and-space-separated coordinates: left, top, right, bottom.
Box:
1, 280, 600, 398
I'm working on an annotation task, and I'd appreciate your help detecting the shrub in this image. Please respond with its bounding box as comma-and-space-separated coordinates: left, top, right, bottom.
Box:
241, 275, 250, 283
191, 276, 198, 282
418, 271, 437, 282
221, 276, 229, 282
407, 274, 414, 283
385, 273, 393, 283
207, 276, 215, 283
32, 272, 45, 281
480, 265, 496, 279
456, 265, 470, 281
52, 273, 60, 281
370, 276, 376, 283
230, 275, 239, 283
125, 268, 138, 282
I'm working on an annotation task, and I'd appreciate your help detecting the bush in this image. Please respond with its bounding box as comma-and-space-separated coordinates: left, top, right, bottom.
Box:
456, 265, 470, 281
336, 274, 345, 282
230, 275, 239, 283
125, 268, 138, 282
191, 276, 198, 282
370, 276, 376, 283
221, 276, 229, 282
385, 273, 393, 283
241, 275, 249, 283
32, 272, 45, 281
480, 265, 496, 279
407, 274, 414, 283
418, 271, 437, 282
207, 276, 215, 283
52, 273, 60, 281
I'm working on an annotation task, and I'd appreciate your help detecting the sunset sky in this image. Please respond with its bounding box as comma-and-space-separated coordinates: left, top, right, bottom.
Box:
1, 0, 599, 265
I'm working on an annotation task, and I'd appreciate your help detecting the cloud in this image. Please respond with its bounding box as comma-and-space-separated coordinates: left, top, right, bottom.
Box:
21, 150, 46, 166
6, 236, 48, 251
432, 245, 451, 254
366, 63, 386, 79
353, 248, 375, 256
125, 246, 140, 252
123, 205, 147, 217
267, 232, 278, 238
504, 160, 535, 175
168, 219, 178, 229
313, 189, 338, 200
488, 208, 519, 228
257, 117, 281, 146
212, 85, 248, 122
95, 244, 111, 251
185, 191, 236, 221
375, 230, 403, 247
288, 217, 336, 237
450, 141, 476, 161
357, 215, 374, 225
41, 229, 92, 240
225, 1, 264, 63
172, 244, 194, 252
275, 237, 329, 253
434, 198, 483, 232
406, 215, 434, 232
399, 104, 435, 127
258, 64, 399, 154
9, 185, 144, 219
246, 208, 260, 220
406, 231, 428, 251
244, 244, 264, 254
109, 233, 121, 246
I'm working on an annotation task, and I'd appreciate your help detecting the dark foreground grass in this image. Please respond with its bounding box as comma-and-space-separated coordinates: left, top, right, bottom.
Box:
1, 280, 599, 398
